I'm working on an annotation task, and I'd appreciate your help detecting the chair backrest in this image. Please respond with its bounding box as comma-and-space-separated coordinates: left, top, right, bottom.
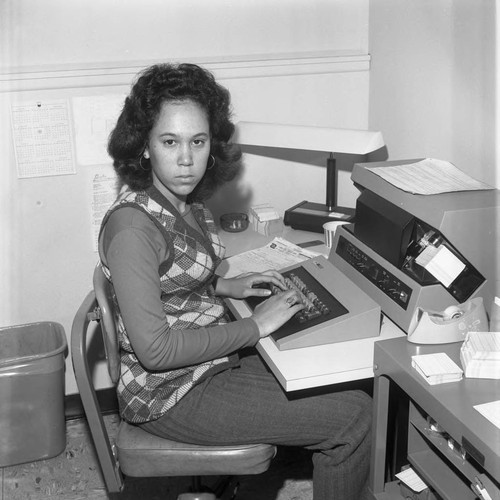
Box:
92, 264, 121, 384
71, 268, 124, 493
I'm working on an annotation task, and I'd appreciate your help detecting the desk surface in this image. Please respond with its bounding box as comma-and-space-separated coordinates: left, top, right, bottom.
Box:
257, 317, 405, 391
219, 226, 405, 391
219, 225, 327, 259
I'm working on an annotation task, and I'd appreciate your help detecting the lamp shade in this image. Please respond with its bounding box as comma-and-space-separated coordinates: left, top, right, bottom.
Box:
234, 121, 384, 155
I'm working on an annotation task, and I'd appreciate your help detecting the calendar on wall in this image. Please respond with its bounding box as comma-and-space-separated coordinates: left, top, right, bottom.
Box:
10, 99, 76, 179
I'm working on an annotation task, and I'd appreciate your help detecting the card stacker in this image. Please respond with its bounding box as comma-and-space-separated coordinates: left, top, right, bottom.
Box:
226, 255, 382, 350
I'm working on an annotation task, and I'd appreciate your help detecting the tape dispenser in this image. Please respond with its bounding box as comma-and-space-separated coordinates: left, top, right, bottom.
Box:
407, 297, 488, 344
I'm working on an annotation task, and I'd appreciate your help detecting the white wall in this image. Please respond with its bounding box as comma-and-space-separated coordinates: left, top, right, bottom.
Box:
369, 0, 498, 187
369, 0, 499, 315
0, 0, 367, 69
0, 0, 371, 394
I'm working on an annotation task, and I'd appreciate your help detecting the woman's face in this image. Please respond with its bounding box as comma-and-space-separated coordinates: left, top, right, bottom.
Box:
145, 99, 210, 208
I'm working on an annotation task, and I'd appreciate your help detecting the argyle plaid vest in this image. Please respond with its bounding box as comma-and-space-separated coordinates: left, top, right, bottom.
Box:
100, 186, 236, 423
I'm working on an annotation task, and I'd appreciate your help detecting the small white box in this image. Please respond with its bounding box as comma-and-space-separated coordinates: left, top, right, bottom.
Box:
249, 204, 284, 236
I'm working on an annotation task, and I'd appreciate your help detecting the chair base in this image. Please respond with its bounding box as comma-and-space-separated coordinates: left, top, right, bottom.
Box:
179, 474, 232, 500
177, 494, 217, 500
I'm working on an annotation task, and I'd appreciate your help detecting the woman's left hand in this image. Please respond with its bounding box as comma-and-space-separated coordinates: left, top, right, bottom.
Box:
215, 270, 287, 299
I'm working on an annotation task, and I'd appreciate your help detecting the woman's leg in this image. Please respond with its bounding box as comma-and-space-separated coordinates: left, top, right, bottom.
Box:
141, 352, 372, 500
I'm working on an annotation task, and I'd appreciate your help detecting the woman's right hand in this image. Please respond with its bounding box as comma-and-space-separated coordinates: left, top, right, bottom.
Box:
251, 290, 305, 338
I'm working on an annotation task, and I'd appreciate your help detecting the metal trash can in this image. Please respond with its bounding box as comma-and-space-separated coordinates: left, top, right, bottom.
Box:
0, 322, 67, 466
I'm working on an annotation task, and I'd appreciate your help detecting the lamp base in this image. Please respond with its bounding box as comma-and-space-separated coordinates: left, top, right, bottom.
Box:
284, 200, 355, 233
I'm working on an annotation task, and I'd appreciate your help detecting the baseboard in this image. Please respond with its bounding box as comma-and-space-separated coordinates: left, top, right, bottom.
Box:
65, 388, 118, 420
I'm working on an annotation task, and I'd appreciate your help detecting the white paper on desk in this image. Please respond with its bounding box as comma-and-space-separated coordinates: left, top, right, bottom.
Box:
474, 400, 500, 429
366, 158, 494, 195
223, 237, 319, 278
395, 467, 428, 492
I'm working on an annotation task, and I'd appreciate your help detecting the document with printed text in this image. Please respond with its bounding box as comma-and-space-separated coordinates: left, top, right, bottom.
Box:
222, 237, 320, 278
367, 158, 494, 195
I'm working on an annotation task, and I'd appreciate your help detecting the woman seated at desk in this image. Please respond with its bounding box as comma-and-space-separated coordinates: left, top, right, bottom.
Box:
98, 62, 372, 500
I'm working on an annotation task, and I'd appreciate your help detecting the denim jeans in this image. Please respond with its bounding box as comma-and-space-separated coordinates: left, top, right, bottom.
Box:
140, 350, 372, 500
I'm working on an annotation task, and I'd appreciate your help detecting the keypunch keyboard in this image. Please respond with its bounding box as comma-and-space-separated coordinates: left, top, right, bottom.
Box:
244, 265, 349, 343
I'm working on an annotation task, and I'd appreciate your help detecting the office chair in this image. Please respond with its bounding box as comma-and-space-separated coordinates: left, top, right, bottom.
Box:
71, 264, 276, 499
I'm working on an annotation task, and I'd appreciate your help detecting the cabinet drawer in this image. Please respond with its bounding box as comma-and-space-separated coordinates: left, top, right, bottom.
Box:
408, 402, 499, 500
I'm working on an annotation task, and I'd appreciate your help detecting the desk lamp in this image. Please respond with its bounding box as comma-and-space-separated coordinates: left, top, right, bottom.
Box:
234, 121, 384, 233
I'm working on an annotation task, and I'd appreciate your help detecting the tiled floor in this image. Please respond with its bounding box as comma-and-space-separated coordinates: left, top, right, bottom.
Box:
1, 414, 313, 500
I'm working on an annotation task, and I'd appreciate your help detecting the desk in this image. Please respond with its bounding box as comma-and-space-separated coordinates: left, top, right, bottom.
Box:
219, 226, 405, 392
370, 337, 500, 499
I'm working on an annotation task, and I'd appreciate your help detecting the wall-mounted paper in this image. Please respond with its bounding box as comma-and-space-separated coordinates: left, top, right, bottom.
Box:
72, 94, 126, 166
92, 173, 120, 252
11, 99, 76, 178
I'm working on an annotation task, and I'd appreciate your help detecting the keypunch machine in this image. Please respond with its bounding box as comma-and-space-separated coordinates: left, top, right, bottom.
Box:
330, 159, 500, 335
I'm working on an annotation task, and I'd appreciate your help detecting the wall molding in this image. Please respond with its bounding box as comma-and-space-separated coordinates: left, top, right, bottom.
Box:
0, 51, 370, 93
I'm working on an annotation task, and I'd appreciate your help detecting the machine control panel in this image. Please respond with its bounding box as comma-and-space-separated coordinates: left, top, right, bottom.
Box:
335, 235, 412, 310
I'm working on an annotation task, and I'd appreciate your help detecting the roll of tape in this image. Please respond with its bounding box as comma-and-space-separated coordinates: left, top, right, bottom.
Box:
443, 305, 463, 320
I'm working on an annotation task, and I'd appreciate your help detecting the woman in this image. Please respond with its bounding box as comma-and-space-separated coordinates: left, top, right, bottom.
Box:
99, 63, 372, 500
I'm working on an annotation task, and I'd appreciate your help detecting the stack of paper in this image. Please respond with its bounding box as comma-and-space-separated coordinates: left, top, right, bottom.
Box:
411, 353, 463, 385
460, 331, 500, 379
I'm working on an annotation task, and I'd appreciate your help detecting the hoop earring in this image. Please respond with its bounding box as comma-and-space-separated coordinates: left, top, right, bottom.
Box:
139, 155, 149, 171
207, 155, 216, 170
